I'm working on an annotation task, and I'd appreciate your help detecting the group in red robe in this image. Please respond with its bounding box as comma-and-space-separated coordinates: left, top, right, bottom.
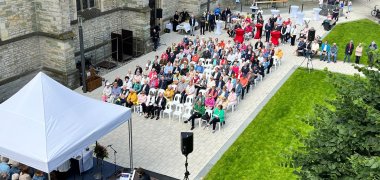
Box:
270, 30, 281, 46
234, 28, 245, 43
254, 23, 263, 39
244, 25, 253, 34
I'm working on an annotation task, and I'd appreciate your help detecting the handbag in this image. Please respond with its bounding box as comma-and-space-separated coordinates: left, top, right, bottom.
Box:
201, 112, 210, 121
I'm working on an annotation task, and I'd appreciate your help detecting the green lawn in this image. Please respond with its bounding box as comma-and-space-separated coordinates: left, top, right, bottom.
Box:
322, 19, 380, 65
205, 69, 339, 180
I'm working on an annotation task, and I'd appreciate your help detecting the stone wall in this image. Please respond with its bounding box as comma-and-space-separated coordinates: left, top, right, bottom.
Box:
179, 0, 201, 16
40, 37, 76, 73
38, 35, 78, 88
35, 0, 71, 34
0, 0, 35, 40
121, 8, 151, 52
0, 37, 41, 80
123, 0, 149, 9
71, 11, 122, 52
161, 0, 178, 21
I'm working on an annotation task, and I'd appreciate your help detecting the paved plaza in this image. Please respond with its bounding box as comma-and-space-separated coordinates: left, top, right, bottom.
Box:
75, 1, 378, 179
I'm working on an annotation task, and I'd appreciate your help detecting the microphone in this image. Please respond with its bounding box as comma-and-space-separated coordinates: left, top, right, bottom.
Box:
107, 144, 112, 147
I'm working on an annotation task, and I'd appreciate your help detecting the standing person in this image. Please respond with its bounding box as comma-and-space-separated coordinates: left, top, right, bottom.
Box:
332, 7, 339, 21
285, 24, 291, 43
209, 12, 216, 32
214, 5, 221, 20
264, 22, 271, 42
173, 11, 180, 32
355, 43, 363, 64
152, 29, 159, 51
225, 14, 231, 30
189, 14, 196, 36
280, 24, 287, 45
344, 40, 354, 63
348, 1, 352, 12
206, 11, 211, 31
319, 0, 324, 8
290, 25, 297, 46
367, 41, 378, 67
200, 15, 206, 35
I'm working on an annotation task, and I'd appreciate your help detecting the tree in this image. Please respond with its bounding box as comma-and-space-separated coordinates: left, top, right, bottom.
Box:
293, 64, 380, 179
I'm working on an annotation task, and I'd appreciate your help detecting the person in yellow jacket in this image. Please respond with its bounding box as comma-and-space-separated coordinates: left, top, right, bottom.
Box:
275, 48, 283, 60
164, 85, 175, 101
126, 89, 138, 108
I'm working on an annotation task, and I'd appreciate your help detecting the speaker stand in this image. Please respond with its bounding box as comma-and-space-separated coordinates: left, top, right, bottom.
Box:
183, 155, 190, 180
299, 54, 313, 74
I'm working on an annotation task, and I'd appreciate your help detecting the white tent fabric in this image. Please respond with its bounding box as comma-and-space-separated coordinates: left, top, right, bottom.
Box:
0, 72, 131, 173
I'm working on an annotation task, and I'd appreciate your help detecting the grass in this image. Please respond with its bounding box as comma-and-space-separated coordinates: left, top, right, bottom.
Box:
205, 69, 340, 180
322, 19, 380, 65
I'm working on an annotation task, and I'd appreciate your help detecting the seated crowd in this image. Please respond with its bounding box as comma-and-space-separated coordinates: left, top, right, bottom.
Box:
0, 157, 46, 180
101, 32, 284, 132
296, 36, 378, 66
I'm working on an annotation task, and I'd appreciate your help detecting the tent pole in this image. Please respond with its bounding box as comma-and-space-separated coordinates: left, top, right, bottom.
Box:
129, 117, 133, 173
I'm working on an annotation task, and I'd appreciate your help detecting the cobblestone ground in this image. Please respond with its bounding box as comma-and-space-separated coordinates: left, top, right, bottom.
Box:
75, 2, 377, 179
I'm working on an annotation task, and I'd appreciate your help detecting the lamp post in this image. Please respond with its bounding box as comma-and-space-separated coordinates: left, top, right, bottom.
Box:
78, 16, 87, 93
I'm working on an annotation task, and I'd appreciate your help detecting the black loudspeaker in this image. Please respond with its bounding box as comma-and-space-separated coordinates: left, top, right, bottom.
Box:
156, 8, 163, 19
122, 29, 133, 57
111, 32, 123, 61
181, 132, 193, 156
308, 29, 316, 42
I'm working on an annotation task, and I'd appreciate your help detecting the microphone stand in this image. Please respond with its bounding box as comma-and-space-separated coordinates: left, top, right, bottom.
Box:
108, 145, 118, 176
183, 154, 190, 180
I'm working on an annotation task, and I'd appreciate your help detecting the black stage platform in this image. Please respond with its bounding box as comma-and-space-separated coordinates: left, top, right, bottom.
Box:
66, 158, 178, 180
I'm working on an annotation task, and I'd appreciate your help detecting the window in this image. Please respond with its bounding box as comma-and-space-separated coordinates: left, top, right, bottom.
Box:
76, 0, 96, 11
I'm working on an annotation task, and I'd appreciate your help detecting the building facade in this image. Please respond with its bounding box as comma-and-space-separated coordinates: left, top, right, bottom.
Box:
0, 0, 231, 102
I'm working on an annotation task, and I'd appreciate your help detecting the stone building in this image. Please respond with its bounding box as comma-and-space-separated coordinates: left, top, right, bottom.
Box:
0, 0, 232, 102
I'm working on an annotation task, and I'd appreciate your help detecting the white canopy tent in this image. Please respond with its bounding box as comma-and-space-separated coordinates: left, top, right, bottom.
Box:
0, 72, 132, 173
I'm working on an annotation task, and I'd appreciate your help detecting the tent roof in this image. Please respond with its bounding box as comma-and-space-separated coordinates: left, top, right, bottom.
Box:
0, 72, 131, 172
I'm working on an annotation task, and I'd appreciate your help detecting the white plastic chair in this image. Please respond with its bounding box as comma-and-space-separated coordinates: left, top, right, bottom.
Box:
163, 102, 173, 123
199, 89, 207, 96
158, 89, 165, 95
258, 74, 263, 81
202, 109, 213, 129
172, 94, 181, 107
184, 95, 194, 108
199, 58, 205, 65
206, 58, 212, 65
149, 88, 157, 96
182, 106, 192, 122
227, 103, 236, 112
173, 104, 184, 122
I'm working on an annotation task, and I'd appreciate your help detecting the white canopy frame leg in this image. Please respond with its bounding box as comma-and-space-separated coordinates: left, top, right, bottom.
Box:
128, 117, 133, 173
